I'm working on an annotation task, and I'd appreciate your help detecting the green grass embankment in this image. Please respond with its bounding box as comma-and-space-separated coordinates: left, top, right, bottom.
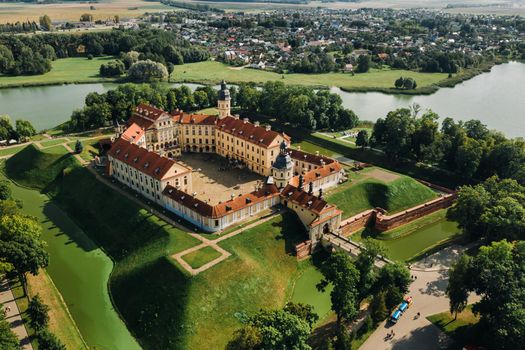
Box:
5, 145, 327, 349
427, 305, 481, 348
326, 175, 438, 218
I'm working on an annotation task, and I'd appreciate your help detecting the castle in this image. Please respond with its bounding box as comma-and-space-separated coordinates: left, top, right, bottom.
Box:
108, 82, 345, 249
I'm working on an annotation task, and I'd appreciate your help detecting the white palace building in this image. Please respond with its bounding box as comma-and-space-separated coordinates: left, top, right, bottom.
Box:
107, 82, 346, 249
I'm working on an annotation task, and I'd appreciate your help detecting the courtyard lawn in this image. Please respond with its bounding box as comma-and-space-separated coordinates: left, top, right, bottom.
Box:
171, 61, 448, 90
0, 57, 116, 87
427, 305, 481, 348
0, 145, 27, 157
350, 210, 461, 261
181, 246, 222, 269
326, 173, 438, 219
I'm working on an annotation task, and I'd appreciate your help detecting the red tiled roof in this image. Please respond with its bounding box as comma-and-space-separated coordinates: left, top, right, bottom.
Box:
108, 138, 190, 181
121, 123, 144, 144
289, 148, 335, 166
289, 162, 342, 187
280, 184, 331, 214
134, 103, 170, 121
128, 114, 153, 130
179, 113, 218, 125
163, 183, 280, 219
216, 116, 286, 148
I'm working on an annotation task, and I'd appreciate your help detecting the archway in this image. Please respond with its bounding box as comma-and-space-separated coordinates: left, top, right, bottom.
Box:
323, 223, 330, 234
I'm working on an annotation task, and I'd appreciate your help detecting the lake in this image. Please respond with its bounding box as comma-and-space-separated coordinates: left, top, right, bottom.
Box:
0, 62, 523, 137
3, 175, 141, 350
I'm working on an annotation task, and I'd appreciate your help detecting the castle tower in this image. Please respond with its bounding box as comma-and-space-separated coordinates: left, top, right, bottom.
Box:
217, 80, 231, 119
272, 140, 293, 188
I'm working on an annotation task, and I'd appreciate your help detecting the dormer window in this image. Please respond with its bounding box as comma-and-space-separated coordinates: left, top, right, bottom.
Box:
155, 168, 160, 174
133, 157, 138, 163
144, 162, 149, 168
116, 149, 121, 155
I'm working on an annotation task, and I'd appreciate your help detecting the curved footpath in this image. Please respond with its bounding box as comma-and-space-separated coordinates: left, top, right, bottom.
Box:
360, 244, 480, 350
0, 278, 33, 350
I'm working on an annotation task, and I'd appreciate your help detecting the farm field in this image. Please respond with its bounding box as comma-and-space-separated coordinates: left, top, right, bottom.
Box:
171, 61, 448, 90
0, 0, 171, 24
0, 57, 115, 87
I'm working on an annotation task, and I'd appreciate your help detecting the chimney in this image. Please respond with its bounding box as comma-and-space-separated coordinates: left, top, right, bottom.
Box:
298, 174, 304, 192
316, 151, 319, 156
297, 145, 301, 151
318, 188, 323, 199
254, 121, 260, 127
234, 114, 240, 119
243, 117, 249, 124
308, 182, 314, 195
265, 125, 271, 131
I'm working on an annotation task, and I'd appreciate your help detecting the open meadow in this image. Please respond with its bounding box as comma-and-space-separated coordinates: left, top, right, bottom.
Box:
0, 56, 115, 87
172, 61, 448, 91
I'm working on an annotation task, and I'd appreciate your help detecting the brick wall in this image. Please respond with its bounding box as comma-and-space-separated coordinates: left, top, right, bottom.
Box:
374, 193, 456, 231
340, 210, 376, 236
295, 240, 312, 260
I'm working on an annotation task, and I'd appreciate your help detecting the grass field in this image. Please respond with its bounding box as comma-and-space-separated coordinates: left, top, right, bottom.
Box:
40, 138, 68, 147
326, 171, 438, 218
0, 145, 27, 157
171, 61, 448, 90
181, 246, 222, 269
0, 0, 171, 24
5, 145, 323, 349
0, 57, 116, 87
427, 305, 481, 348
66, 138, 102, 162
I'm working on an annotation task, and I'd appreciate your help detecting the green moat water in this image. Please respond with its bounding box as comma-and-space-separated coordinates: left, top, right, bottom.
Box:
3, 175, 141, 350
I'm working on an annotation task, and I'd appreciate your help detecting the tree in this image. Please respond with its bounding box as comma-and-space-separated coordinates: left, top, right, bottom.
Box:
0, 215, 49, 295
99, 60, 125, 77
166, 62, 174, 82
455, 138, 482, 178
283, 302, 319, 328
318, 252, 360, 324
394, 77, 404, 89
27, 295, 49, 331
447, 240, 525, 349
80, 14, 93, 22
74, 140, 83, 154
37, 329, 66, 350
226, 325, 262, 350
0, 311, 18, 350
229, 309, 312, 350
337, 109, 359, 130
370, 291, 388, 323
128, 60, 168, 83
121, 51, 140, 69
39, 15, 52, 31
374, 262, 411, 310
0, 45, 14, 74
355, 239, 386, 301
355, 130, 369, 149
402, 77, 417, 89
193, 90, 209, 110
0, 180, 11, 200
15, 120, 36, 141
446, 254, 471, 320
355, 55, 371, 73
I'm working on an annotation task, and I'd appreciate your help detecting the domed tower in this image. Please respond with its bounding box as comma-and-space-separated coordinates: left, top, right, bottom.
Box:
217, 80, 231, 119
272, 140, 293, 188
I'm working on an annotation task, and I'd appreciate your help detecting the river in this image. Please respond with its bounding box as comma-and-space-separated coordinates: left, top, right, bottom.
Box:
0, 62, 523, 137
3, 175, 141, 350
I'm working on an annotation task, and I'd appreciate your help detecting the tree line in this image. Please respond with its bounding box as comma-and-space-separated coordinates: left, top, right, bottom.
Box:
0, 21, 39, 33
68, 83, 219, 131
0, 115, 36, 141
371, 107, 525, 183
227, 241, 411, 349
235, 81, 359, 130
0, 181, 65, 349
0, 29, 209, 76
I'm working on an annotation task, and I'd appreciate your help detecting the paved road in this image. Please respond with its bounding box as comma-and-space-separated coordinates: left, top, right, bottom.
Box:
360, 245, 479, 350
0, 279, 33, 350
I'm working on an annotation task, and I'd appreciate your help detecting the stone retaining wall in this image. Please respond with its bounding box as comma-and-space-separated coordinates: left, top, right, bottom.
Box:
295, 240, 312, 260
